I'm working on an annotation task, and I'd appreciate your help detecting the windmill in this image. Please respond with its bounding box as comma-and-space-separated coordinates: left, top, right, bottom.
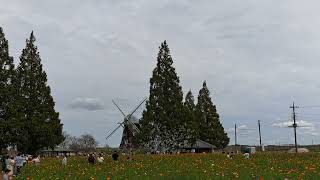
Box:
106, 98, 147, 151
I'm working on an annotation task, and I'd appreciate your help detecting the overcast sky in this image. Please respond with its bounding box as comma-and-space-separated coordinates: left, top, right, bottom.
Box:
1, 0, 320, 147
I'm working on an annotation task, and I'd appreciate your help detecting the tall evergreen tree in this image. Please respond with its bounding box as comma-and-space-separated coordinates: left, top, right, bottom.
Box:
0, 27, 15, 150
196, 81, 229, 148
14, 32, 64, 153
182, 90, 198, 146
139, 41, 184, 151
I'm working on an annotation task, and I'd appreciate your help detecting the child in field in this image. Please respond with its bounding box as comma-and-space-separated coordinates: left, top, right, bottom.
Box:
27, 156, 33, 165
97, 154, 104, 163
243, 152, 250, 159
32, 155, 40, 165
62, 155, 67, 166
230, 152, 235, 159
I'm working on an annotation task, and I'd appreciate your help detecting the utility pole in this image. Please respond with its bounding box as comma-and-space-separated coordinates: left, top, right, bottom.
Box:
290, 101, 298, 153
258, 120, 262, 151
235, 123, 237, 149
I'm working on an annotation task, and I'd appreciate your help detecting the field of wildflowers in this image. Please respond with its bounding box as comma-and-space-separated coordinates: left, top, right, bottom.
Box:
17, 152, 320, 179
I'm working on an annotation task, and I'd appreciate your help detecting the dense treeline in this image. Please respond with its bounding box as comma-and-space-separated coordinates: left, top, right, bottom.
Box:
139, 41, 229, 151
0, 27, 64, 154
60, 132, 98, 153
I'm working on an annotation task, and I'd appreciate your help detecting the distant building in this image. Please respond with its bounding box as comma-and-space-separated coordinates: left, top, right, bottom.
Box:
179, 139, 216, 153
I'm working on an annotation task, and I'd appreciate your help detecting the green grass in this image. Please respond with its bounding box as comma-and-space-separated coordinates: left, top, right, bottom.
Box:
17, 152, 320, 179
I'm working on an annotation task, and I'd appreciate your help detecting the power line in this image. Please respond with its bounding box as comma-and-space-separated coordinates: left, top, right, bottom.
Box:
299, 105, 320, 108
260, 119, 292, 127
297, 114, 320, 117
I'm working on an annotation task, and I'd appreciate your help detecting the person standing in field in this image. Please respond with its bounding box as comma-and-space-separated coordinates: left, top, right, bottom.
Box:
3, 169, 11, 180
226, 152, 230, 159
112, 151, 119, 161
1, 155, 7, 172
15, 153, 25, 175
243, 152, 250, 159
62, 155, 67, 166
27, 156, 33, 165
6, 156, 14, 177
88, 154, 95, 165
4, 156, 9, 168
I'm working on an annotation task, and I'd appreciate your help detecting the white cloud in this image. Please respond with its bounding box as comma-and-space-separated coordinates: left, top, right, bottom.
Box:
69, 97, 105, 111
272, 120, 314, 128
227, 124, 253, 133
238, 125, 249, 130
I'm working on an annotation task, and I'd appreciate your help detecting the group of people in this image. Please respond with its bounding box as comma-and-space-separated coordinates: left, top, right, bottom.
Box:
87, 153, 115, 165
225, 151, 251, 159
86, 151, 119, 165
226, 152, 235, 159
59, 153, 109, 166
0, 153, 38, 179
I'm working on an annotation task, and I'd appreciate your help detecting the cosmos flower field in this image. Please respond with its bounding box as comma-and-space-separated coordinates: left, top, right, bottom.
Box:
18, 152, 320, 179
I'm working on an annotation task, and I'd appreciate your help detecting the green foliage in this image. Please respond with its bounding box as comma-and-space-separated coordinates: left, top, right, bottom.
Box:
139, 41, 184, 151
182, 90, 198, 146
139, 41, 229, 151
13, 32, 64, 153
0, 27, 15, 150
196, 81, 229, 148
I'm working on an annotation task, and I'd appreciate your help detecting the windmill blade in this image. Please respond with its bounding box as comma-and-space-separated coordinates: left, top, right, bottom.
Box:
127, 97, 147, 119
131, 123, 140, 133
112, 100, 126, 117
127, 119, 140, 133
124, 118, 140, 133
106, 124, 123, 140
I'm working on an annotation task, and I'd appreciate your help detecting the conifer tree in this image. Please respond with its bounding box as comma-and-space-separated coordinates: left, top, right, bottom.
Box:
196, 81, 229, 148
139, 41, 184, 151
14, 32, 64, 153
182, 90, 198, 146
0, 27, 15, 149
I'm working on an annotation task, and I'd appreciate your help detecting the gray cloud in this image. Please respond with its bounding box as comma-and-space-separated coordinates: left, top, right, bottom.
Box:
69, 97, 105, 111
2, 0, 320, 146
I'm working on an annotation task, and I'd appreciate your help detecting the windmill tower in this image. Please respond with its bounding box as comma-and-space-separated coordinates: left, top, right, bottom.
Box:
119, 115, 140, 150
106, 98, 146, 151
